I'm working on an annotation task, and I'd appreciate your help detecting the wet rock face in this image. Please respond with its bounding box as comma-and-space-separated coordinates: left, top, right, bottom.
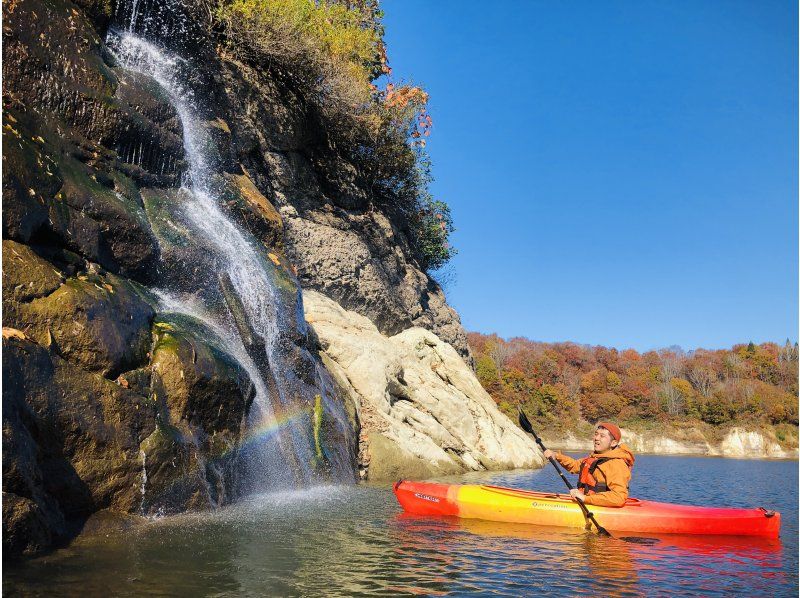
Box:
1, 233, 258, 554
1, 0, 257, 556
140, 315, 255, 515
150, 317, 254, 437
3, 0, 184, 280
3, 332, 155, 557
3, 240, 155, 378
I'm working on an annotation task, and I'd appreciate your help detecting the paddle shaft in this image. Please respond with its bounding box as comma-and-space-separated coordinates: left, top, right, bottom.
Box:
520, 412, 611, 537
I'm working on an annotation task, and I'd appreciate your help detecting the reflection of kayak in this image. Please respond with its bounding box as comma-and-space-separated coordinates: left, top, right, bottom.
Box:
409, 515, 782, 555
393, 481, 781, 538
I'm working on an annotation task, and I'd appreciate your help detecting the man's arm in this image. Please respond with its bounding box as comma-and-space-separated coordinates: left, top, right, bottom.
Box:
552, 452, 582, 474
580, 460, 630, 507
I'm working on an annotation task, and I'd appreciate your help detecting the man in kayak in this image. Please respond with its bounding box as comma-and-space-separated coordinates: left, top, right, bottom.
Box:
543, 422, 635, 507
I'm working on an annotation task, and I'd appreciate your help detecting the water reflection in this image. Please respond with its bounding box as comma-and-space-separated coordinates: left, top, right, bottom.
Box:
393, 515, 643, 596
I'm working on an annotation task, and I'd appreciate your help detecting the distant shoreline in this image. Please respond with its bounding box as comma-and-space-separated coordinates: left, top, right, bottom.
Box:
542, 425, 798, 461
548, 447, 799, 461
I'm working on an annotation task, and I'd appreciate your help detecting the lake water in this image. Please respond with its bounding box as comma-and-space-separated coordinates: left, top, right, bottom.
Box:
5, 455, 797, 596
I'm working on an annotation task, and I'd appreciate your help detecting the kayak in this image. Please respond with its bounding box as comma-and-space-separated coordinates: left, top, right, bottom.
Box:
393, 480, 780, 538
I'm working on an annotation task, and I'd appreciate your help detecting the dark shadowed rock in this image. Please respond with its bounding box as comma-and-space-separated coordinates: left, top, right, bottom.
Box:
2, 331, 156, 559
1, 492, 58, 559
1, 128, 63, 244
56, 153, 161, 279
110, 69, 186, 188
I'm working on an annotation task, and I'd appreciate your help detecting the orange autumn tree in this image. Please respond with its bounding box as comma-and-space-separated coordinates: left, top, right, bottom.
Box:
468, 334, 799, 434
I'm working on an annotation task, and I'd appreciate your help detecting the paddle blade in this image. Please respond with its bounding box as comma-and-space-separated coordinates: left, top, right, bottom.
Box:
597, 526, 612, 538
517, 407, 534, 434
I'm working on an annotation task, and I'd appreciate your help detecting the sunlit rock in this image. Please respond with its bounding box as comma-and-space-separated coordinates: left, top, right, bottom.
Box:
303, 290, 542, 480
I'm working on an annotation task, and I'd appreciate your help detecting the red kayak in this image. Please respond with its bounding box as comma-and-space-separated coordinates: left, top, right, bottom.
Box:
393, 480, 781, 538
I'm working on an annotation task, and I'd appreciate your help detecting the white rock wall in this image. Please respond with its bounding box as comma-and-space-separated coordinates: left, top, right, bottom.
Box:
545, 427, 797, 459
303, 290, 543, 480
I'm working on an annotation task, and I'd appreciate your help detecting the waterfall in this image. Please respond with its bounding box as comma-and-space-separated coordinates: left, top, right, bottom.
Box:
106, 12, 355, 496
139, 449, 147, 513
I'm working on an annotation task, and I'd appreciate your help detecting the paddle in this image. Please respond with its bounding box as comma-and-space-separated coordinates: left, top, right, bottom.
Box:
517, 407, 612, 537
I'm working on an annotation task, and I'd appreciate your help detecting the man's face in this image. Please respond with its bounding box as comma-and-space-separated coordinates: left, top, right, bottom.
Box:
593, 427, 617, 453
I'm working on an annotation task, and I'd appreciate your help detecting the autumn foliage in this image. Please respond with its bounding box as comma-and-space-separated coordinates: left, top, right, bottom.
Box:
469, 334, 799, 435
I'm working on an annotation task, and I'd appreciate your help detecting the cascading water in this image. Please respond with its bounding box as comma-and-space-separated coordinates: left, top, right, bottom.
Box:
106, 4, 355, 500
139, 450, 148, 512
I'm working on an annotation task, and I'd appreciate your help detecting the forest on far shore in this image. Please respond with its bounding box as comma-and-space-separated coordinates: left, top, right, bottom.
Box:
467, 334, 799, 442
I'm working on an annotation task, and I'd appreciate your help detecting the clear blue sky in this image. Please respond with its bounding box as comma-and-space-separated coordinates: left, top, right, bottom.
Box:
382, 0, 798, 351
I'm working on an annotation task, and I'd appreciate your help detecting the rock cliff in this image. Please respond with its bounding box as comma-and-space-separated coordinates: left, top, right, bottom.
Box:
216, 50, 474, 364
2, 0, 498, 561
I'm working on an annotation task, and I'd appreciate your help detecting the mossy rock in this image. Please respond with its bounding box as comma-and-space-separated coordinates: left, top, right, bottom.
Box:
2, 492, 57, 560
140, 187, 195, 250
146, 313, 261, 510
3, 105, 161, 281
55, 150, 160, 280
1, 117, 64, 243
4, 0, 189, 281
115, 366, 152, 397
3, 332, 156, 558
4, 254, 156, 378
2, 240, 64, 303
150, 313, 254, 441
1, 111, 110, 269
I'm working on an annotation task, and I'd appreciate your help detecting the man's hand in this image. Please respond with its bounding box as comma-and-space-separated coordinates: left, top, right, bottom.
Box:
569, 488, 585, 502
543, 449, 554, 459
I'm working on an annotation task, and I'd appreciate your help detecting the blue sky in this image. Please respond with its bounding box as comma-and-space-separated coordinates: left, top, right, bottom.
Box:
382, 0, 798, 351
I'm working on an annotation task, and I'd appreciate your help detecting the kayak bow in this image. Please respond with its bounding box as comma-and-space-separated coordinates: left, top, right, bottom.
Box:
393, 481, 780, 538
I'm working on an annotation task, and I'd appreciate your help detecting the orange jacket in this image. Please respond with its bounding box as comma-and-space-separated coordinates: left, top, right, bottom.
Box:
553, 444, 635, 507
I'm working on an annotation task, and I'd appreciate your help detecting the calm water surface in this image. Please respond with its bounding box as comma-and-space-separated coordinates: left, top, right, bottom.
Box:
5, 455, 797, 596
